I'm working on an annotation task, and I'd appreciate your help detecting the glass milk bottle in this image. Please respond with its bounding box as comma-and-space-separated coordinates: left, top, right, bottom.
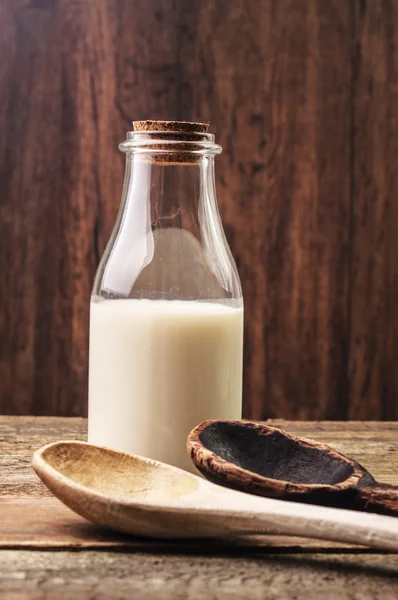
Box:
88, 120, 243, 473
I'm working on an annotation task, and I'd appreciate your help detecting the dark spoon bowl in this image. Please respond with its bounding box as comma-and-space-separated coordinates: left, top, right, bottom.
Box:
187, 420, 398, 517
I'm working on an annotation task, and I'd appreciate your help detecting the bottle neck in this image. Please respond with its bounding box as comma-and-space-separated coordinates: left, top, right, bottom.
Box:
93, 132, 241, 302
124, 154, 214, 237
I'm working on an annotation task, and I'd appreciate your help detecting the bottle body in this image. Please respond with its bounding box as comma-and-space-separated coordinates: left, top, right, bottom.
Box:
89, 298, 243, 472
88, 123, 243, 473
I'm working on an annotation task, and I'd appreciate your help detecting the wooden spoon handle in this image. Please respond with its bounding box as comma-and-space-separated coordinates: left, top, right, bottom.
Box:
356, 483, 398, 517
216, 491, 398, 551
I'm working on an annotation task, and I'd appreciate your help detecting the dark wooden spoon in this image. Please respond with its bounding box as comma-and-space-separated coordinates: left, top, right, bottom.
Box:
187, 420, 398, 517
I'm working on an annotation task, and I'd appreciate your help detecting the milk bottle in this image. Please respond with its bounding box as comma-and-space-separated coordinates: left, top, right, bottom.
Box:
88, 121, 244, 473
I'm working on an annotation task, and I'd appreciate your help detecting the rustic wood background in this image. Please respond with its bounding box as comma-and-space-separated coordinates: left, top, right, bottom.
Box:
1, 0, 397, 420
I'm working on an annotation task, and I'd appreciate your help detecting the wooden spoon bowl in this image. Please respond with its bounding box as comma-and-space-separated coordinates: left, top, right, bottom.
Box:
188, 420, 398, 516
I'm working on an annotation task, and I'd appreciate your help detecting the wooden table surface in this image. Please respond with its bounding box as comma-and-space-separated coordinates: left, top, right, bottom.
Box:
1, 417, 398, 599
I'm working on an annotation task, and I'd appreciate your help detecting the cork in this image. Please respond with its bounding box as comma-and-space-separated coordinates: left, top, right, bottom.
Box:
133, 120, 209, 136
132, 120, 210, 163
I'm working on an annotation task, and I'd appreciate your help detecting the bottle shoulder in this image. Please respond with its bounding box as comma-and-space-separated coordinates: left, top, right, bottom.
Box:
93, 226, 242, 301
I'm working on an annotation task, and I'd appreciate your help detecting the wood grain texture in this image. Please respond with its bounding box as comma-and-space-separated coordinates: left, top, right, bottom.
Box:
1, 417, 398, 599
0, 1, 397, 419
2, 550, 398, 600
348, 0, 398, 419
3, 551, 398, 600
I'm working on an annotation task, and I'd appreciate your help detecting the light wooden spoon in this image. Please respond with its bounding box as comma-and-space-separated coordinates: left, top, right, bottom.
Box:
32, 440, 398, 550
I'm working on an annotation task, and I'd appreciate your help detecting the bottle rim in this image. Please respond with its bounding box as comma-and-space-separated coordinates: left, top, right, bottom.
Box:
119, 130, 222, 156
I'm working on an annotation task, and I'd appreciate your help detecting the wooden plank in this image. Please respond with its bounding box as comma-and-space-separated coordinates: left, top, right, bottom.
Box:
1, 549, 398, 600
348, 0, 398, 419
0, 0, 62, 415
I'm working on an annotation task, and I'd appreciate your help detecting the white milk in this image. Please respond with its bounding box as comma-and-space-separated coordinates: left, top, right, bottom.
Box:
88, 298, 243, 473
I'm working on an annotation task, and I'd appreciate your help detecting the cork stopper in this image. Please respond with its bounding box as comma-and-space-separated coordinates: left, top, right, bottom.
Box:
131, 120, 211, 164
133, 120, 209, 137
